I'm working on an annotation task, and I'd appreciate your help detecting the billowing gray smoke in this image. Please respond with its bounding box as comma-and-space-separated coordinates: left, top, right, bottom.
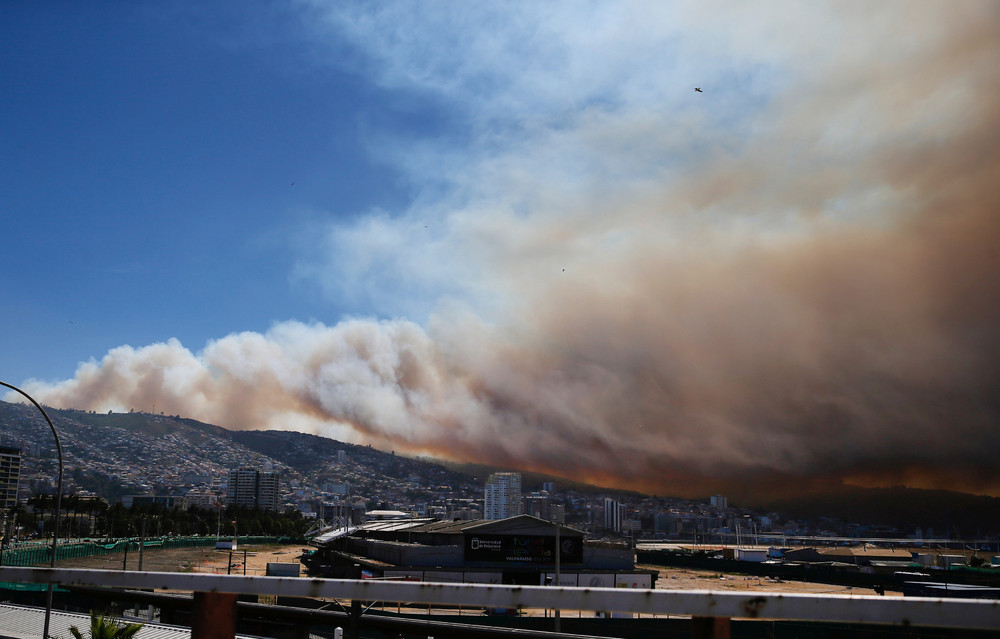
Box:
16, 2, 1000, 498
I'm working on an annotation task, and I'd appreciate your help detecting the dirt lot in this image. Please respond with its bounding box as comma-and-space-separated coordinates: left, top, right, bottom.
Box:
49, 544, 313, 576
46, 547, 905, 620
638, 564, 901, 596
51, 545, 896, 595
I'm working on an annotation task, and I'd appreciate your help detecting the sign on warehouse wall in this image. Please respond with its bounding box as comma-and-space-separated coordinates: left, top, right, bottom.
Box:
464, 534, 583, 564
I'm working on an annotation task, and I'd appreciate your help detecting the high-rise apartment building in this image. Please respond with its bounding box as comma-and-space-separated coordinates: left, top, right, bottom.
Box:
0, 446, 22, 511
549, 503, 566, 524
524, 490, 552, 520
256, 469, 280, 511
227, 466, 281, 510
603, 497, 624, 533
484, 472, 522, 520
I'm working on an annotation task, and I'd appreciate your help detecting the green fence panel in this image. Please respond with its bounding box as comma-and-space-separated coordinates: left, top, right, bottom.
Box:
2, 535, 286, 566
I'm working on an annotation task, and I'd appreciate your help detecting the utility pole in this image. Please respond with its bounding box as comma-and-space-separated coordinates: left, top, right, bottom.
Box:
138, 519, 145, 571
0, 510, 8, 566
553, 521, 561, 633
1, 382, 63, 639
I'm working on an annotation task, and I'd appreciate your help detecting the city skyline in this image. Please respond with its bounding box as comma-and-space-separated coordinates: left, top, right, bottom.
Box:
3, 398, 1000, 540
2, 3, 999, 498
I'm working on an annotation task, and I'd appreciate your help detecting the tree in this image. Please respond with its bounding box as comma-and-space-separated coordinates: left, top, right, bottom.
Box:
69, 612, 143, 639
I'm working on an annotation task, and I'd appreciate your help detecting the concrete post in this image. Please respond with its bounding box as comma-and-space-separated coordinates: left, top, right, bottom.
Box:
692, 616, 731, 639
192, 591, 238, 639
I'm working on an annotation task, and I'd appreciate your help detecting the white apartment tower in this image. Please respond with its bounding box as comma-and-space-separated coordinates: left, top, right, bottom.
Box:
603, 497, 624, 533
484, 472, 522, 520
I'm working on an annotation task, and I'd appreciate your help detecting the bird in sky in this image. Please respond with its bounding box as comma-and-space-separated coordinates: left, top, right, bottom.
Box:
694, 87, 703, 93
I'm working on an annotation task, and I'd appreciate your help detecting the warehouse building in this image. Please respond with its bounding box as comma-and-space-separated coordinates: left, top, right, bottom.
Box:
305, 514, 655, 588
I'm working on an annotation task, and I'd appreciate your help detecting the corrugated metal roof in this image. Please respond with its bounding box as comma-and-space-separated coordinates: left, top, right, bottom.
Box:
403, 519, 483, 534
463, 515, 586, 537
310, 515, 586, 549
815, 547, 913, 559
311, 524, 356, 544
361, 518, 436, 533
0, 604, 269, 639
0, 604, 187, 639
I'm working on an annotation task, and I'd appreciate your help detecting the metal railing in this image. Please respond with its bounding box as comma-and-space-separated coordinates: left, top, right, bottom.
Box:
1, 565, 998, 637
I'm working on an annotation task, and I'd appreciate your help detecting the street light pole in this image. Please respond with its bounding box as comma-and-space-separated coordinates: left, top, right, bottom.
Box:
553, 520, 561, 633
1, 381, 64, 639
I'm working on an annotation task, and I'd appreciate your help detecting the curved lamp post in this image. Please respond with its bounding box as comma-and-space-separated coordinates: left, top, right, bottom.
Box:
1, 381, 64, 639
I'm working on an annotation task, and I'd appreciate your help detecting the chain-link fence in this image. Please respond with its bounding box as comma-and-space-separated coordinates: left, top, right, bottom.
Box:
0, 536, 287, 566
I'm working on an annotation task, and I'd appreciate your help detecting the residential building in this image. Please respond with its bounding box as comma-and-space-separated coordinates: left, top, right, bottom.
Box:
524, 490, 552, 521
227, 466, 281, 510
0, 447, 21, 511
120, 495, 186, 509
484, 472, 522, 520
603, 497, 624, 533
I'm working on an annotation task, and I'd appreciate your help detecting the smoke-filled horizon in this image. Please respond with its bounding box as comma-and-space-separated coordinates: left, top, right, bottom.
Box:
7, 3, 1000, 498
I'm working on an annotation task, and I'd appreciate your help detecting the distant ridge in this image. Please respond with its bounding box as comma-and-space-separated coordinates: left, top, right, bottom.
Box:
755, 485, 1000, 537
0, 400, 481, 500
0, 400, 642, 497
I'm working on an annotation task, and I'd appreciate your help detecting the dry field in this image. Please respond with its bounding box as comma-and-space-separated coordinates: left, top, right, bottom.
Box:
44, 547, 903, 620
49, 545, 899, 596
46, 544, 313, 576
637, 564, 901, 596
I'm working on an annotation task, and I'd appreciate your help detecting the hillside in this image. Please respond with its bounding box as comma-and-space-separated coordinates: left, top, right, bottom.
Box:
4, 400, 1000, 536
0, 400, 482, 506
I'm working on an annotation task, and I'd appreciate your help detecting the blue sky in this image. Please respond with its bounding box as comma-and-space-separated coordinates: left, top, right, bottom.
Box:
3, 1, 742, 385
2, 2, 998, 497
2, 3, 422, 380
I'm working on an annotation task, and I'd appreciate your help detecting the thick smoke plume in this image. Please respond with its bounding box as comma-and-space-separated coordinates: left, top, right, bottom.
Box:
15, 3, 1000, 498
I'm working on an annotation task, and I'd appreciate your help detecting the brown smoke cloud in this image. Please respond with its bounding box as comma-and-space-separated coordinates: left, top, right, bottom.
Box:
20, 3, 1000, 498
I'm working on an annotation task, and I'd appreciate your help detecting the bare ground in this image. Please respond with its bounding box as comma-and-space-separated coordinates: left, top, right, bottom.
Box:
638, 564, 902, 596
46, 547, 900, 620
51, 546, 897, 594
47, 544, 313, 576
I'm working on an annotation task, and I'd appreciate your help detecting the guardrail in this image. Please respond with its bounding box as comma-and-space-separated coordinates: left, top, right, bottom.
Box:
1, 566, 997, 638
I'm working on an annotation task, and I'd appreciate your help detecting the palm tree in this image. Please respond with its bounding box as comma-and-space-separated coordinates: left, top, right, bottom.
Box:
63, 494, 80, 538
69, 612, 143, 639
